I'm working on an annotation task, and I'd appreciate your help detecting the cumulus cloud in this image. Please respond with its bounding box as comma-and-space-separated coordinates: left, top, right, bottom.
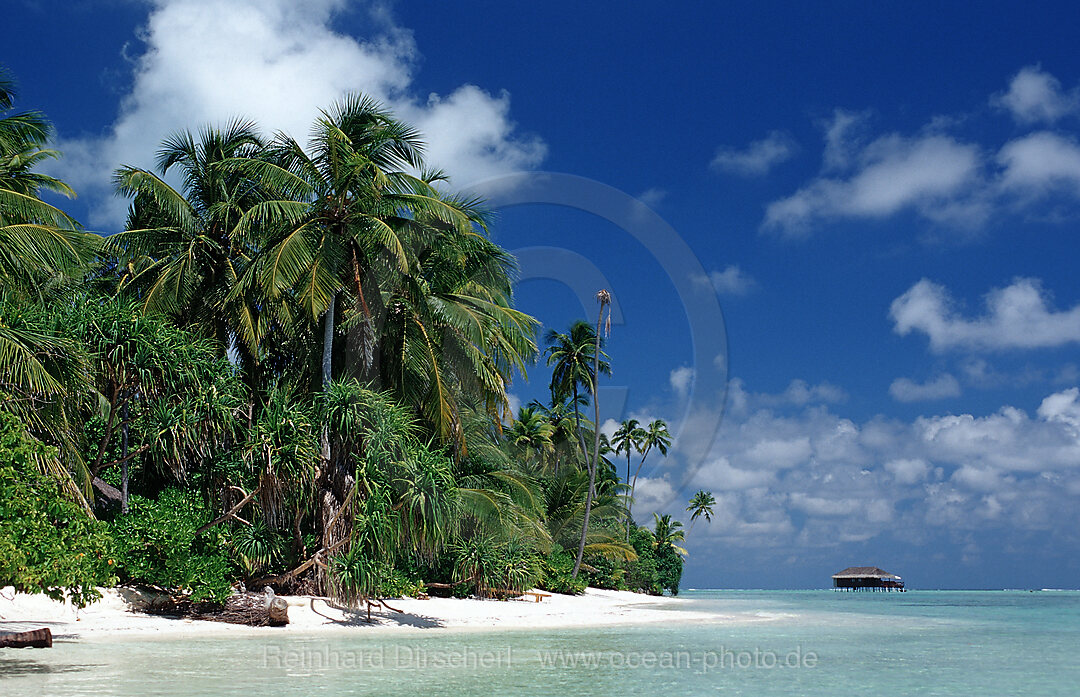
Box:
648, 377, 1080, 559
763, 67, 1080, 236
889, 374, 961, 402
997, 131, 1080, 196
890, 277, 1080, 352
669, 366, 694, 397
763, 131, 984, 235
55, 0, 545, 227
692, 265, 758, 296
743, 378, 847, 408
993, 65, 1080, 125
711, 130, 797, 177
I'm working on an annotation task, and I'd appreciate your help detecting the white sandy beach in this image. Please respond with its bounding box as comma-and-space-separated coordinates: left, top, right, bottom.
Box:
0, 587, 730, 641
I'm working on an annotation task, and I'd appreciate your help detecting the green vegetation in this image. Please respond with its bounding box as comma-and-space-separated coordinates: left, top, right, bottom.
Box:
0, 65, 690, 609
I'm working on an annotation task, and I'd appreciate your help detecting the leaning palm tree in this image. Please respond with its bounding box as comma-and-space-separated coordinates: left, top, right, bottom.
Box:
653, 513, 688, 556
629, 419, 672, 523
572, 289, 612, 578
686, 490, 716, 532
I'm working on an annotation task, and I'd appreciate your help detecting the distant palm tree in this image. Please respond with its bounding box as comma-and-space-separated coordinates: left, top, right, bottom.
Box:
573, 289, 612, 578
629, 419, 672, 523
653, 512, 688, 556
611, 418, 645, 537
686, 490, 716, 532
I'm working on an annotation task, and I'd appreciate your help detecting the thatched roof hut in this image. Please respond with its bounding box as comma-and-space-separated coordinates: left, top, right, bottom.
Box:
832, 566, 905, 591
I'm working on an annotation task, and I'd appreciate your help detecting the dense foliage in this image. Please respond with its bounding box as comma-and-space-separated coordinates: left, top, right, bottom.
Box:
0, 65, 692, 610
0, 412, 116, 608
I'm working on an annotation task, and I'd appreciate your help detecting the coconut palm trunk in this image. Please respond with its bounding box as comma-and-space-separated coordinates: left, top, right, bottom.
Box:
573, 290, 611, 578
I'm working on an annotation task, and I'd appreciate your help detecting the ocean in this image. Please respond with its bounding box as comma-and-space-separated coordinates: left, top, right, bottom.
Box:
3, 590, 1078, 696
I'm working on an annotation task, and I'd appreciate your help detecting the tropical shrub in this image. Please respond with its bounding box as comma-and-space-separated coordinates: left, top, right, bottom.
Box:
110, 488, 233, 602
538, 545, 586, 595
0, 411, 116, 608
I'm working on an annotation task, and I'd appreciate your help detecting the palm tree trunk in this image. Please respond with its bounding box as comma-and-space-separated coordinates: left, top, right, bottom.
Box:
629, 447, 650, 526
120, 395, 129, 515
573, 294, 609, 578
321, 292, 336, 389
320, 291, 337, 461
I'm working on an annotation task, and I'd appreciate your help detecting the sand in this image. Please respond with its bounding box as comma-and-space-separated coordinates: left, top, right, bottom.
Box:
0, 586, 728, 641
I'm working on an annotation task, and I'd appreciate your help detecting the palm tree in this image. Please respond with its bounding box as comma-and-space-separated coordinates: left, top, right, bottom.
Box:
611, 418, 645, 537
544, 320, 610, 465
652, 513, 688, 556
629, 419, 672, 523
230, 95, 472, 389
572, 289, 612, 578
0, 66, 95, 295
508, 406, 555, 470
109, 120, 266, 366
686, 490, 716, 532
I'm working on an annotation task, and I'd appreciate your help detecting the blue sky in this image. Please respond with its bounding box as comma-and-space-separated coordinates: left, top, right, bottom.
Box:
7, 0, 1080, 589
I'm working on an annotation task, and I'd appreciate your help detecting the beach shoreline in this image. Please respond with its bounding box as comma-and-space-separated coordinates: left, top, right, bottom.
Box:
0, 586, 735, 641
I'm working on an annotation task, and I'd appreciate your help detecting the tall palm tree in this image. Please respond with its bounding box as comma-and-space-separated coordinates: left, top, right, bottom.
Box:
686, 490, 716, 532
611, 418, 645, 537
230, 95, 471, 389
572, 289, 612, 578
109, 120, 266, 365
652, 512, 688, 556
629, 419, 672, 523
544, 320, 610, 465
374, 203, 537, 443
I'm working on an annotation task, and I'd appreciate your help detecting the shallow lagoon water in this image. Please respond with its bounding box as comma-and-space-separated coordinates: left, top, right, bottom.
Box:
2, 590, 1078, 696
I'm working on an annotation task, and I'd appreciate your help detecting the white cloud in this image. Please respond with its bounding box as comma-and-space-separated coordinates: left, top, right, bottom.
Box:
889, 374, 961, 402
692, 265, 758, 296
993, 65, 1080, 125
669, 366, 694, 397
636, 187, 667, 208
998, 131, 1080, 196
506, 393, 522, 417
763, 132, 984, 235
1037, 387, 1080, 434
747, 379, 847, 408
762, 67, 1080, 236
668, 378, 1080, 552
710, 130, 797, 176
55, 0, 544, 227
884, 458, 931, 485
890, 277, 1080, 352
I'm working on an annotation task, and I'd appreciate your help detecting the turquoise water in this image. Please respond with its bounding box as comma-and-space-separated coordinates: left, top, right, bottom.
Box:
2, 590, 1079, 696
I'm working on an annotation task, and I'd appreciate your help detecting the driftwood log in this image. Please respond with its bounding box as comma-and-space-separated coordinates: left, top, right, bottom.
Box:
139, 587, 289, 627
195, 587, 289, 626
0, 628, 53, 649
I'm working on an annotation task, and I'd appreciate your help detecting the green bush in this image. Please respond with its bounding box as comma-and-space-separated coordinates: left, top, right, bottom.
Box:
538, 545, 586, 595
0, 412, 117, 608
656, 545, 684, 596
110, 488, 233, 602
583, 553, 627, 590
625, 527, 663, 595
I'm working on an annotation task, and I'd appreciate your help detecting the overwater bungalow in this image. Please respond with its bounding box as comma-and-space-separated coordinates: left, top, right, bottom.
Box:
832, 566, 905, 591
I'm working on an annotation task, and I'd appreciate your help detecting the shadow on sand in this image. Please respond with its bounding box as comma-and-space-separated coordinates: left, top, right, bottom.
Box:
308, 598, 444, 629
